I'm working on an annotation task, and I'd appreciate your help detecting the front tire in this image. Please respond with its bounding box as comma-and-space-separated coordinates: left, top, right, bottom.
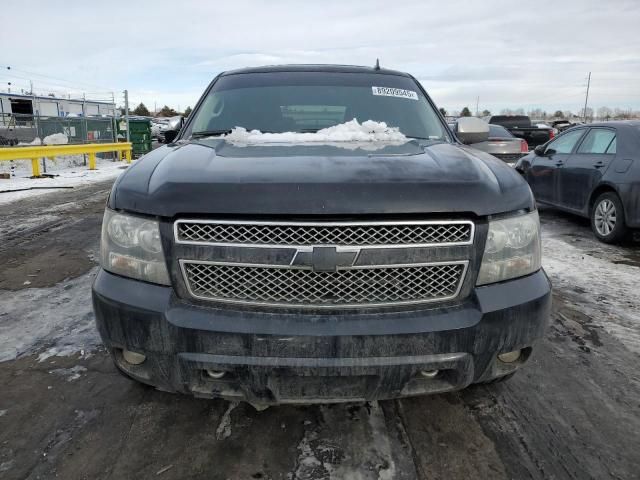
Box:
591, 192, 627, 243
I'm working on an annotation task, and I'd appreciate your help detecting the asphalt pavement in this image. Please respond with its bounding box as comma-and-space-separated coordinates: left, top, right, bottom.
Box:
0, 179, 638, 480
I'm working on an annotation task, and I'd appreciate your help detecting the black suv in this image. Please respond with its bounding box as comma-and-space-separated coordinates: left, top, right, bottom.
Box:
516, 121, 640, 243
92, 65, 551, 407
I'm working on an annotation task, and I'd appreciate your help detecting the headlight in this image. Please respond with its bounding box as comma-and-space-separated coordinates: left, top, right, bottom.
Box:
477, 211, 541, 286
100, 209, 170, 285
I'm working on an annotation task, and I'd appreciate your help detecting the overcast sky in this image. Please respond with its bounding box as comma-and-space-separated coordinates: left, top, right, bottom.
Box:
2, 0, 639, 114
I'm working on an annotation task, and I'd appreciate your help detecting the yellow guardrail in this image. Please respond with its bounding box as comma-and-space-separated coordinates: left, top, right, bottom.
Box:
0, 142, 133, 177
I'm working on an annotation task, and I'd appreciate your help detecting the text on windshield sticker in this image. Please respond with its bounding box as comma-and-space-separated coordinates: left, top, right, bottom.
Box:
371, 86, 419, 100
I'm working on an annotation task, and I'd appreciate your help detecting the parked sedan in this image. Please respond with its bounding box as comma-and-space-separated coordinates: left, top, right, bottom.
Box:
450, 123, 528, 163
473, 124, 529, 163
516, 121, 640, 243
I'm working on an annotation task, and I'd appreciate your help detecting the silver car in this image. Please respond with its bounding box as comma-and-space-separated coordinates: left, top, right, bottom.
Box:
451, 123, 528, 164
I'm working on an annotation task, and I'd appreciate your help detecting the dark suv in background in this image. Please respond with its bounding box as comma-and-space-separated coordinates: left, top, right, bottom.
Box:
516, 121, 640, 243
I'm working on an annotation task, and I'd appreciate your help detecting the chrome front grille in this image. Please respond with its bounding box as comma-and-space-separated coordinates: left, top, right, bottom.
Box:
175, 219, 474, 308
181, 261, 467, 308
175, 220, 473, 247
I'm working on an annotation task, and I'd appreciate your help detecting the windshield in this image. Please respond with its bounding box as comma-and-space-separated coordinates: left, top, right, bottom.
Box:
184, 71, 450, 141
489, 125, 514, 138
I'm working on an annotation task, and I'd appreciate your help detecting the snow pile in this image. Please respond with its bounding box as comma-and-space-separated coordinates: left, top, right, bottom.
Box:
17, 133, 69, 146
542, 234, 640, 354
0, 268, 102, 363
0, 159, 127, 205
222, 119, 409, 145
18, 137, 43, 146
42, 133, 69, 145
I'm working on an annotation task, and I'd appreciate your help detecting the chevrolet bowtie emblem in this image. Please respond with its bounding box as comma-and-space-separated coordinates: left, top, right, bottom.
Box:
291, 246, 359, 272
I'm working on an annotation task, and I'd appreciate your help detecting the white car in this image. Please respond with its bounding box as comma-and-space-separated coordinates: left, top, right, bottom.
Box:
151, 119, 171, 141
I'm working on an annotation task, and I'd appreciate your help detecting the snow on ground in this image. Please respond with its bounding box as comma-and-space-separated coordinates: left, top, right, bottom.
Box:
49, 365, 88, 382
222, 119, 409, 146
0, 267, 101, 363
541, 233, 640, 354
0, 157, 127, 205
292, 402, 398, 480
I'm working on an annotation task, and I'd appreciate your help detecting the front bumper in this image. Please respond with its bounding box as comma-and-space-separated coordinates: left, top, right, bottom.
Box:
92, 268, 551, 405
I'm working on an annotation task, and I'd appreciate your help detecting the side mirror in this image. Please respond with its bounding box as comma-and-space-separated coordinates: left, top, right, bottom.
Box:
534, 145, 546, 156
164, 130, 179, 143
455, 117, 489, 144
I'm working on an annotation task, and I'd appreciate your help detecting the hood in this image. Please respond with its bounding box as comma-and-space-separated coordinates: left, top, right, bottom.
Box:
110, 139, 534, 218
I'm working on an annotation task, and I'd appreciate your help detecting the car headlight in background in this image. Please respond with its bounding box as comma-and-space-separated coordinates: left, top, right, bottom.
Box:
476, 211, 541, 286
100, 209, 170, 285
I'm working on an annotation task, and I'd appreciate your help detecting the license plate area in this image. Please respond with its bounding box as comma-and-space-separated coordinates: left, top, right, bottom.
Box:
268, 374, 372, 402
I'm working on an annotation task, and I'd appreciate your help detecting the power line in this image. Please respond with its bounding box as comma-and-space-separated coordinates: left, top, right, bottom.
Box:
2, 72, 113, 97
3, 65, 114, 91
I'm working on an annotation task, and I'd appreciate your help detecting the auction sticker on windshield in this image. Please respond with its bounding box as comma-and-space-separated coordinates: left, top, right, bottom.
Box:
372, 86, 419, 100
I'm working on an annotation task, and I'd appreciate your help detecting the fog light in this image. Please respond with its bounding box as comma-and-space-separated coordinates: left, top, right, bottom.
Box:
206, 369, 226, 379
122, 349, 146, 365
498, 350, 521, 363
420, 369, 439, 378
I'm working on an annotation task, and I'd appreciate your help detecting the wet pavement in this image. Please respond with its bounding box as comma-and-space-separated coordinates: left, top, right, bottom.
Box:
0, 181, 638, 480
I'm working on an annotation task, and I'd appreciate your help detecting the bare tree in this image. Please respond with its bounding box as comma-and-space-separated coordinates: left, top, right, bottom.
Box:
596, 107, 612, 121
579, 107, 594, 122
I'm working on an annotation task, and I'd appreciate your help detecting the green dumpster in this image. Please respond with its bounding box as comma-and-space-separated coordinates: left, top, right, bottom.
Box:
115, 118, 152, 157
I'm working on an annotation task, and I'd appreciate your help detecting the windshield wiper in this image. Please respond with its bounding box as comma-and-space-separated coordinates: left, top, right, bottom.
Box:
190, 129, 233, 138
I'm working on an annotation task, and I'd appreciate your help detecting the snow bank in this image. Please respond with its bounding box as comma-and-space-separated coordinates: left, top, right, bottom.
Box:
0, 159, 127, 205
0, 268, 102, 363
222, 119, 409, 145
42, 133, 69, 145
18, 137, 43, 146
17, 133, 69, 146
542, 234, 640, 354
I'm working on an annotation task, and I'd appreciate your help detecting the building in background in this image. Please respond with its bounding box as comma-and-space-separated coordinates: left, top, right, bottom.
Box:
0, 92, 115, 125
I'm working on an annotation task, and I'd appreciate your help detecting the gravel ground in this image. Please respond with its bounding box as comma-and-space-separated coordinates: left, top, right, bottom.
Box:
0, 179, 639, 480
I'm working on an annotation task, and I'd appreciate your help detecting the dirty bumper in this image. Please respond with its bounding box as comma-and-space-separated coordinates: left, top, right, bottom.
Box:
92, 269, 551, 405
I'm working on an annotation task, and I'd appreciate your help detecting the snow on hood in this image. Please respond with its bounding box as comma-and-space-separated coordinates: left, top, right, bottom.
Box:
221, 119, 409, 148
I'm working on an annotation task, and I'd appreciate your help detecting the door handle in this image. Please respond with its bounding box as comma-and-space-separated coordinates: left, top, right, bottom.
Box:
594, 161, 605, 168
555, 161, 564, 167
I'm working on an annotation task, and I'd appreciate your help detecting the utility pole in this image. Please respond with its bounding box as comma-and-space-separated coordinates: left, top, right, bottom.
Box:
475, 96, 480, 116
583, 72, 591, 123
123, 89, 130, 143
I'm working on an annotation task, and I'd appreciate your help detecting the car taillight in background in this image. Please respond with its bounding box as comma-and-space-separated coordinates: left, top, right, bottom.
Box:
520, 139, 529, 152
550, 129, 556, 139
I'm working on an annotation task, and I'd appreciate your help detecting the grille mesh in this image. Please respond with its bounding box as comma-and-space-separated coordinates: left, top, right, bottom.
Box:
183, 262, 465, 307
177, 221, 472, 246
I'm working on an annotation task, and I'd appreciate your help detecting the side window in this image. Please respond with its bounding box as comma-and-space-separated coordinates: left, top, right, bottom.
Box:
546, 129, 585, 154
577, 129, 616, 154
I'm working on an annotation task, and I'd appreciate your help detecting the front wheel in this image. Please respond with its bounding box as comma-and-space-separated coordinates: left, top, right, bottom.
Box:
591, 192, 628, 243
